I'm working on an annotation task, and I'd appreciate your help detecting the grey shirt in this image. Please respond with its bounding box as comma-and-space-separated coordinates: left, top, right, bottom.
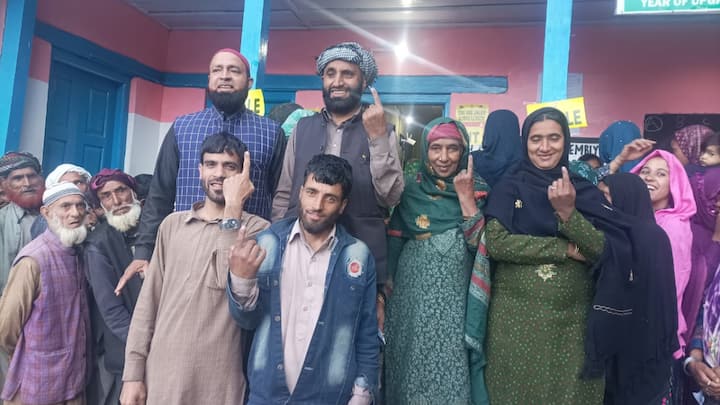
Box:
0, 204, 37, 295
271, 109, 404, 221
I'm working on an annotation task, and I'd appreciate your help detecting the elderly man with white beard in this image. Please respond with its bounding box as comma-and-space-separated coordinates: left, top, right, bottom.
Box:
0, 182, 91, 405
84, 169, 144, 405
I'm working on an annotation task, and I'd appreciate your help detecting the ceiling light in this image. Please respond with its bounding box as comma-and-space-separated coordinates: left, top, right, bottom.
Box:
405, 116, 414, 125
401, 0, 412, 6
394, 41, 409, 60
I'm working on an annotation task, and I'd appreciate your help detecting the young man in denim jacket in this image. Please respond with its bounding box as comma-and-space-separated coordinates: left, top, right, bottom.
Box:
228, 154, 379, 404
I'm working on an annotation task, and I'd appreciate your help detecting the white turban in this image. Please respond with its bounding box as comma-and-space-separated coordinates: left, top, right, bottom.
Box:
45, 164, 91, 188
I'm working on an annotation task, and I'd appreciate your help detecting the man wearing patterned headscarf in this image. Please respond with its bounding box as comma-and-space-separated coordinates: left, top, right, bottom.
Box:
0, 151, 46, 398
84, 169, 143, 405
0, 152, 45, 295
272, 42, 404, 330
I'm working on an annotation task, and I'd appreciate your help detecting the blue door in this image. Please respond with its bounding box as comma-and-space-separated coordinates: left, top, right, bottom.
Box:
43, 61, 118, 174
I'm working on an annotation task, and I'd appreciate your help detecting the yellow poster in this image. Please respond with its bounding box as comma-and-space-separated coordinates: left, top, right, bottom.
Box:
455, 104, 489, 146
526, 97, 587, 129
466, 127, 484, 147
245, 89, 265, 116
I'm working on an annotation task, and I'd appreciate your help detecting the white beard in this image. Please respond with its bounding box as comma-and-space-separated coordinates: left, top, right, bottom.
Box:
47, 214, 88, 247
105, 201, 141, 233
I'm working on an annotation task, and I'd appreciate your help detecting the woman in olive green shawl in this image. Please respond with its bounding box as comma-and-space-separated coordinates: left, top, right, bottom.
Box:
384, 117, 490, 404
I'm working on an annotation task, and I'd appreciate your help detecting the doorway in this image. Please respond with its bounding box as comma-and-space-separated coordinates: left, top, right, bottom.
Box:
43, 61, 120, 174
383, 104, 444, 169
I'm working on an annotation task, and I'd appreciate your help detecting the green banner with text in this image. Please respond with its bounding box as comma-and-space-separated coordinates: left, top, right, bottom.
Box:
617, 0, 720, 14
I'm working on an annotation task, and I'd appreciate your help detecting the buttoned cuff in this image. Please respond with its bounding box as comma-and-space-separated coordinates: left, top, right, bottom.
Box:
228, 273, 259, 310
368, 131, 391, 156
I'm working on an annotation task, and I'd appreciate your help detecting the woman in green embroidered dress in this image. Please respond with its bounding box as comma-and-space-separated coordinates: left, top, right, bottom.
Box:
384, 117, 490, 404
483, 107, 607, 404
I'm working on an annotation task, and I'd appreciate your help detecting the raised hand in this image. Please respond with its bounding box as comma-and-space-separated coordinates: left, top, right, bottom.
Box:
454, 155, 475, 198
362, 87, 388, 140
548, 166, 576, 223
223, 151, 255, 217
610, 139, 655, 173
454, 155, 479, 218
228, 226, 266, 279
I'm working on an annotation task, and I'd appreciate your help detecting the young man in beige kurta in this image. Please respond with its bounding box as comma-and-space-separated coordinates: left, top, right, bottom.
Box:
121, 133, 269, 404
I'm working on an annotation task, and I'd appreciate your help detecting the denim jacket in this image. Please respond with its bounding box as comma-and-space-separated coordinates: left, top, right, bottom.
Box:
228, 218, 379, 404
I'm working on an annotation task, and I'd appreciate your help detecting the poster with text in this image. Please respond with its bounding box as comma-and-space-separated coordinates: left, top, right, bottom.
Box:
456, 104, 489, 147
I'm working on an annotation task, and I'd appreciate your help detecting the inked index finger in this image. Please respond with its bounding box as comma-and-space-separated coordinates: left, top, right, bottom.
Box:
370, 87, 383, 108
561, 166, 570, 181
241, 151, 251, 177
236, 225, 248, 244
466, 154, 473, 173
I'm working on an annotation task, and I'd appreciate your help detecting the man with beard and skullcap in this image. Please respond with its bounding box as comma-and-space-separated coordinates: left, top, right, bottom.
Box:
0, 182, 91, 405
30, 163, 92, 239
84, 169, 144, 405
115, 48, 286, 294
0, 152, 45, 294
272, 42, 404, 331
120, 132, 269, 404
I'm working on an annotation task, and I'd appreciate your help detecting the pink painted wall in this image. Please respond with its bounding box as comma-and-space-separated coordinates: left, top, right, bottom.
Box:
129, 78, 163, 120
163, 23, 719, 138
36, 0, 169, 70
28, 38, 51, 82
160, 87, 205, 122
129, 79, 205, 123
0, 0, 6, 53
571, 23, 720, 136
27, 0, 720, 138
165, 30, 239, 73
295, 91, 323, 111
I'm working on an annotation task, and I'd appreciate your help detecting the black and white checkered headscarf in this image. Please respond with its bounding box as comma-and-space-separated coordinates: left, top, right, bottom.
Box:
316, 42, 378, 86
0, 151, 41, 178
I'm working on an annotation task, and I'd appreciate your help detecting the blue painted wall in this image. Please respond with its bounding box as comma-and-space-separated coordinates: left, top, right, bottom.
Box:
0, 0, 38, 153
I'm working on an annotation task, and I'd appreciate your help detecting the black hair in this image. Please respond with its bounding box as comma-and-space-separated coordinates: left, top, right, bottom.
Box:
701, 132, 720, 151
133, 174, 153, 202
200, 132, 248, 167
267, 103, 302, 125
578, 153, 601, 163
303, 154, 353, 199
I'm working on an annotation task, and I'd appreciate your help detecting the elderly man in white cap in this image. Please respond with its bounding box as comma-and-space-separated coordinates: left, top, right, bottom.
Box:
30, 163, 92, 239
271, 41, 404, 330
0, 182, 91, 405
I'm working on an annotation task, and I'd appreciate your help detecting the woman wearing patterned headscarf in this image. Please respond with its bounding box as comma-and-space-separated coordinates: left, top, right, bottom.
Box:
384, 117, 490, 404
672, 124, 715, 166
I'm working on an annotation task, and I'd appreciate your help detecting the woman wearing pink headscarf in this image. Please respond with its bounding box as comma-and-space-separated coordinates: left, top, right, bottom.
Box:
672, 124, 715, 166
630, 150, 697, 357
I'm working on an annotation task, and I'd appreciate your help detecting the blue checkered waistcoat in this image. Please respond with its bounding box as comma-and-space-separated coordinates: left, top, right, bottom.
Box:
173, 107, 279, 219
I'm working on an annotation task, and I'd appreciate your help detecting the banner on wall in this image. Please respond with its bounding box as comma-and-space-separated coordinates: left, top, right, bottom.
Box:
455, 104, 489, 147
569, 137, 600, 162
245, 89, 265, 116
526, 97, 588, 129
616, 0, 720, 15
